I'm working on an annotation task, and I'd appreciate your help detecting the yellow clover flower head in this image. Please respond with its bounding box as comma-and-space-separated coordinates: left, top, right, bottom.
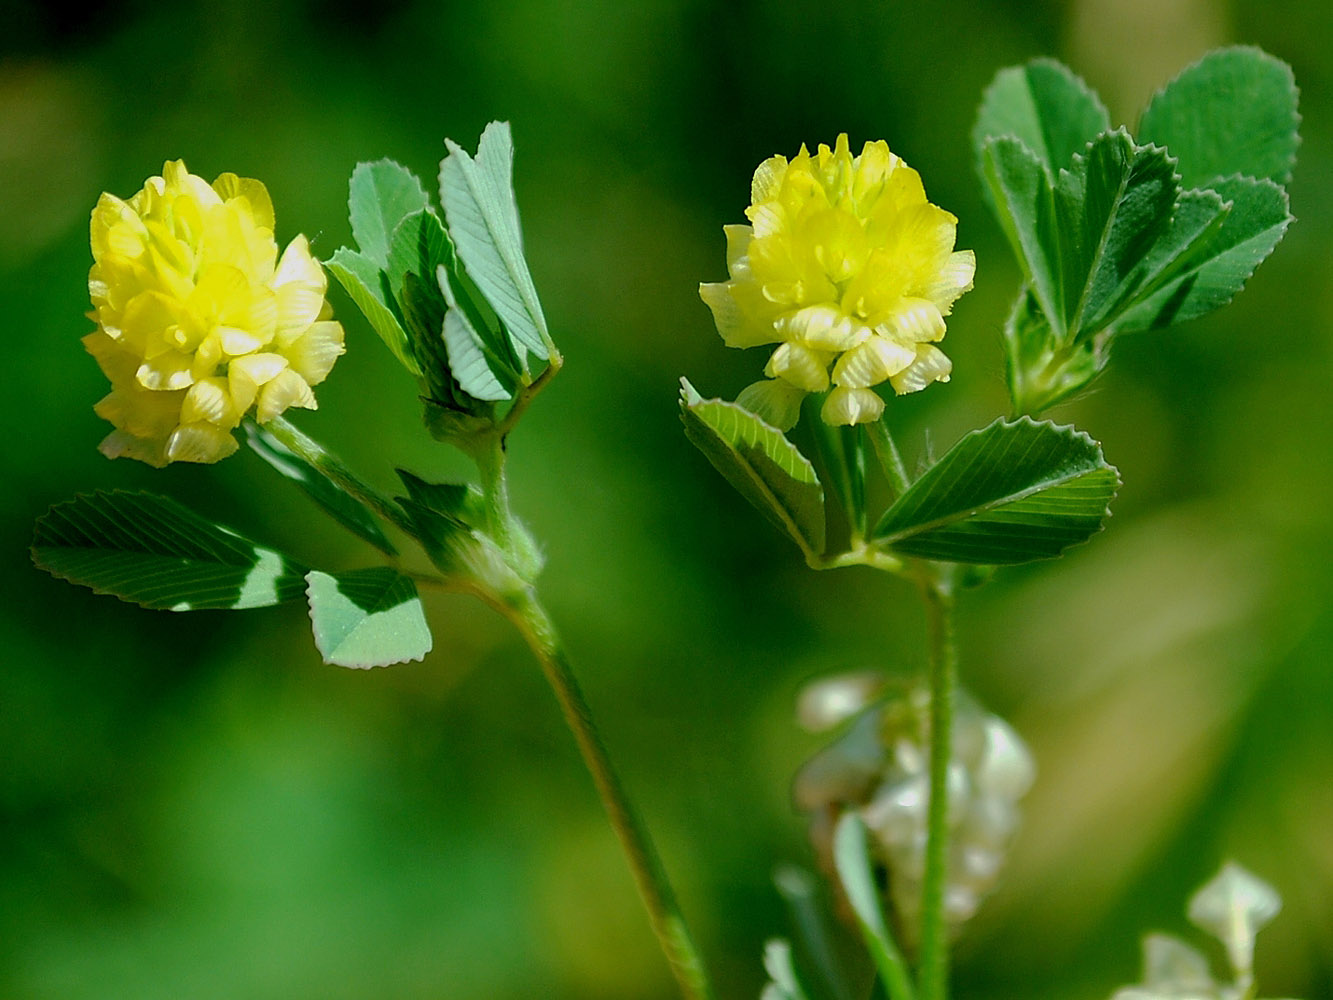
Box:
86, 160, 345, 466
700, 135, 975, 430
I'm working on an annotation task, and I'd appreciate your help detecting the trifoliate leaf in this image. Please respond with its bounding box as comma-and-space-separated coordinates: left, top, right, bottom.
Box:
873, 417, 1119, 564
326, 247, 420, 375
348, 159, 431, 269
386, 209, 450, 323
1054, 130, 1178, 336
440, 272, 516, 402
1115, 176, 1291, 333
439, 121, 550, 364
973, 59, 1110, 179
982, 137, 1064, 337
306, 567, 431, 668
1138, 47, 1300, 189
679, 378, 825, 561
33, 491, 308, 611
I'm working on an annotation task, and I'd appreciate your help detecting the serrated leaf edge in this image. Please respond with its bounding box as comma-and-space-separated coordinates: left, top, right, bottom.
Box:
876, 415, 1121, 544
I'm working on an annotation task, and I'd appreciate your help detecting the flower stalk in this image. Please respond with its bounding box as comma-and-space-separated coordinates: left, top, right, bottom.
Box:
916, 577, 958, 1000
464, 440, 715, 1000
498, 589, 716, 1000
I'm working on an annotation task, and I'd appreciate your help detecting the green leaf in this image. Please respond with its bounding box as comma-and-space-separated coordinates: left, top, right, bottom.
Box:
679, 378, 825, 561
1138, 47, 1300, 189
982, 137, 1065, 336
439, 266, 517, 402
439, 121, 550, 364
348, 159, 431, 269
244, 424, 397, 556
386, 209, 450, 313
33, 491, 308, 611
1115, 176, 1291, 332
987, 130, 1206, 342
832, 814, 916, 1000
326, 247, 421, 375
873, 417, 1119, 564
306, 567, 432, 668
396, 468, 483, 523
973, 59, 1109, 177
1054, 129, 1178, 336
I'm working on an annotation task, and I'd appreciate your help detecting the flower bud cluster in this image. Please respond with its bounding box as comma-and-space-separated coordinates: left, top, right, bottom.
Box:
87, 160, 344, 466
793, 673, 1034, 948
699, 135, 974, 430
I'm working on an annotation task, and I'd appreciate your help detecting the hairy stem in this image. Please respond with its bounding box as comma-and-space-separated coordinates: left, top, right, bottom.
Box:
474, 433, 515, 553
916, 579, 958, 1000
500, 591, 716, 1000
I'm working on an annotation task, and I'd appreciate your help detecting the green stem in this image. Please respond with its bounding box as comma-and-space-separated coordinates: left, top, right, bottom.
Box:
261, 416, 416, 536
916, 579, 958, 1000
474, 434, 515, 552
499, 590, 716, 1000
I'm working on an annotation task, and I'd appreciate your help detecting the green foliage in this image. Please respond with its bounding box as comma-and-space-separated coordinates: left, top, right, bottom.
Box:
394, 469, 535, 593
973, 59, 1109, 188
874, 418, 1119, 565
326, 245, 421, 375
32, 491, 308, 611
305, 568, 432, 668
329, 125, 557, 452
439, 121, 550, 365
679, 379, 825, 562
832, 814, 915, 1000
244, 423, 398, 556
439, 261, 520, 403
1114, 176, 1291, 333
1137, 47, 1300, 189
975, 47, 1298, 413
348, 159, 432, 269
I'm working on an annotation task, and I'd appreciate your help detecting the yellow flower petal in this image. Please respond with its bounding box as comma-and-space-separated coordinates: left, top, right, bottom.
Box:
228, 352, 289, 414
180, 376, 240, 428
283, 320, 346, 386
775, 304, 866, 353
919, 250, 976, 315
212, 172, 275, 231
724, 225, 753, 274
831, 335, 916, 388
820, 386, 885, 426
889, 344, 953, 394
879, 297, 946, 344
700, 282, 777, 349
136, 351, 195, 391
701, 137, 972, 428
735, 379, 806, 432
751, 154, 788, 205
255, 368, 316, 424
765, 342, 831, 392
165, 423, 240, 464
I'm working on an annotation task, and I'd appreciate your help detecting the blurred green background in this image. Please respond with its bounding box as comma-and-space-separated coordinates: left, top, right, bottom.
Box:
2, 0, 1330, 997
